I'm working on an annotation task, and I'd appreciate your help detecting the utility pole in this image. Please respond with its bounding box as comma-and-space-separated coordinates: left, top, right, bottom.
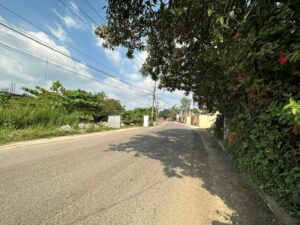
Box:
156, 96, 159, 124
151, 80, 157, 125
191, 92, 194, 108
9, 82, 15, 93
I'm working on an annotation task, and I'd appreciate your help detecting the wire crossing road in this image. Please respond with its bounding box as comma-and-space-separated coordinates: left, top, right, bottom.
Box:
0, 122, 279, 225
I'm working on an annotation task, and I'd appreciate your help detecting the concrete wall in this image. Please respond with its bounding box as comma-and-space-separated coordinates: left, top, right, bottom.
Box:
177, 111, 218, 129
198, 113, 217, 129
186, 116, 192, 125
108, 115, 121, 128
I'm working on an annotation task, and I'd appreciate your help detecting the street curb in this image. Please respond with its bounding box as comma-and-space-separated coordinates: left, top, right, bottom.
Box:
216, 139, 296, 225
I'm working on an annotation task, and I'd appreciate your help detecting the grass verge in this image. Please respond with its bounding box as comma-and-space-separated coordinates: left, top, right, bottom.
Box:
0, 124, 137, 146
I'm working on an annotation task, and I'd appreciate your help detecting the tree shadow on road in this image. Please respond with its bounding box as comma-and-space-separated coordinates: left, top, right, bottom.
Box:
108, 124, 279, 225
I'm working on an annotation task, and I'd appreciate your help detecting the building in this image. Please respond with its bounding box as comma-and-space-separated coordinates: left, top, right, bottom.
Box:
177, 109, 218, 129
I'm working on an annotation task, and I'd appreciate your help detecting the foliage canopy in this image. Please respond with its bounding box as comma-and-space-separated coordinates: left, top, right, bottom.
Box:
180, 96, 191, 110
0, 81, 125, 129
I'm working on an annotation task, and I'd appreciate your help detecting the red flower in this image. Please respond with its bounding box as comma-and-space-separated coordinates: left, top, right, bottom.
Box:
228, 132, 237, 142
233, 32, 241, 40
279, 57, 288, 65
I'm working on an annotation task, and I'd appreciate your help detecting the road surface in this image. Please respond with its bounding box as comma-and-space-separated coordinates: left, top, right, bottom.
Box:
0, 122, 279, 225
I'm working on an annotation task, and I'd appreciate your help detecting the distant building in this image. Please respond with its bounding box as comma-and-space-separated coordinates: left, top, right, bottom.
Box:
176, 109, 218, 129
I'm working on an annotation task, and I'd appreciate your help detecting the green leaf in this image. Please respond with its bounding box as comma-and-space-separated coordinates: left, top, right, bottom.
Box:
207, 8, 212, 17
220, 16, 224, 26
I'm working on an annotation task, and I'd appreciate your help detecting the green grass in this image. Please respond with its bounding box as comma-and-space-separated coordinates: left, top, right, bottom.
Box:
0, 102, 138, 146
0, 125, 79, 145
0, 107, 79, 129
0, 124, 138, 146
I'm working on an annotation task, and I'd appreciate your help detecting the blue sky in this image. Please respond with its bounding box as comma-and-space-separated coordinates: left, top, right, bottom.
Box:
0, 0, 188, 109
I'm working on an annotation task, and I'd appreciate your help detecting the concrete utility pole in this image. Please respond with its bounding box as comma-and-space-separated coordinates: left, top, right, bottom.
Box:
155, 96, 159, 123
151, 80, 157, 125
9, 82, 15, 93
191, 92, 194, 108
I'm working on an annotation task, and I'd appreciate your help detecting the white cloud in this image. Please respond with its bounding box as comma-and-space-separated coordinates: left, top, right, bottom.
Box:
135, 51, 148, 65
27, 31, 70, 54
96, 38, 121, 65
123, 50, 148, 71
91, 24, 97, 33
157, 89, 188, 109
128, 73, 141, 81
0, 79, 12, 91
70, 1, 79, 13
73, 63, 93, 78
0, 22, 93, 91
96, 37, 104, 47
48, 24, 70, 43
105, 49, 121, 65
89, 77, 154, 109
0, 16, 7, 22
54, 9, 79, 29
63, 16, 77, 28
0, 56, 34, 82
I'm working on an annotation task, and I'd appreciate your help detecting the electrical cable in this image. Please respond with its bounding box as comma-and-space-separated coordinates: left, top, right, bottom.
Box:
0, 20, 152, 94
83, 0, 106, 22
0, 41, 152, 96
0, 2, 125, 76
60, 0, 145, 68
69, 0, 98, 24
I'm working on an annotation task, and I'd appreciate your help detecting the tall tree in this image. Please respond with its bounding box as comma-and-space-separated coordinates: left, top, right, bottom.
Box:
180, 97, 191, 110
160, 105, 180, 119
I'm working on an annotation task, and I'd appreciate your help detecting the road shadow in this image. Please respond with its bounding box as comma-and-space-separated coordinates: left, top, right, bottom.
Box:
108, 124, 279, 225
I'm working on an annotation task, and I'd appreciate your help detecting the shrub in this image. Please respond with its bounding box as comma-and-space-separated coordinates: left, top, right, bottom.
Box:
122, 108, 152, 125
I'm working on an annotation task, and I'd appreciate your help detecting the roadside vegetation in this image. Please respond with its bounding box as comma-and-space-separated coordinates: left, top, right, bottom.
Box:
159, 105, 180, 121
0, 81, 152, 145
122, 107, 154, 125
97, 1, 300, 221
160, 97, 200, 121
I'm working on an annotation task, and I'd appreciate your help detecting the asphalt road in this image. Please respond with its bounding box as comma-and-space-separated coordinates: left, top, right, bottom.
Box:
0, 122, 279, 225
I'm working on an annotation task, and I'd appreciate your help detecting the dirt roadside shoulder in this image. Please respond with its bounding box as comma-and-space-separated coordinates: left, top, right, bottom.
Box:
188, 123, 295, 225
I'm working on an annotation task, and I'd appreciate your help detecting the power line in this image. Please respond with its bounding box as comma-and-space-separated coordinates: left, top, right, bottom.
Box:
0, 32, 107, 87
83, 0, 106, 22
0, 2, 150, 92
0, 30, 71, 63
70, 0, 98, 25
0, 21, 152, 94
151, 81, 157, 123
0, 41, 152, 96
128, 94, 151, 101
57, 0, 90, 27
60, 0, 144, 69
0, 42, 119, 91
0, 4, 149, 93
0, 2, 121, 75
1, 31, 153, 104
